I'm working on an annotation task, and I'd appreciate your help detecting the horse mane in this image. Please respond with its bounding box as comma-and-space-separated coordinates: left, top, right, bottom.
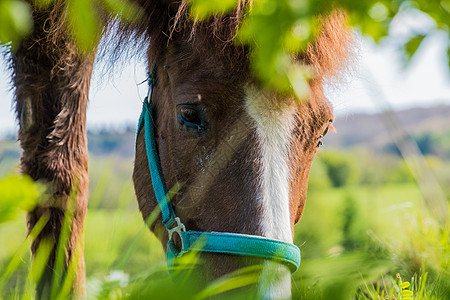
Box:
303, 11, 355, 82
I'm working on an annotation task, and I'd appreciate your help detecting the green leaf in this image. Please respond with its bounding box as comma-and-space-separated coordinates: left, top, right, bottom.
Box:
32, 0, 55, 10
195, 266, 262, 299
0, 215, 48, 289
404, 34, 426, 61
288, 64, 312, 100
0, 0, 33, 47
0, 175, 41, 223
401, 289, 414, 296
400, 281, 410, 289
237, 0, 301, 92
67, 0, 102, 53
189, 0, 239, 21
101, 0, 141, 23
30, 238, 53, 284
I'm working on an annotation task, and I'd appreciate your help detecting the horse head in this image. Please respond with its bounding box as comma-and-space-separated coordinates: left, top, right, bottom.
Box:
131, 1, 350, 297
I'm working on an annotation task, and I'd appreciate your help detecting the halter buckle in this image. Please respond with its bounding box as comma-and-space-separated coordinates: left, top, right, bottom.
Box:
167, 217, 186, 253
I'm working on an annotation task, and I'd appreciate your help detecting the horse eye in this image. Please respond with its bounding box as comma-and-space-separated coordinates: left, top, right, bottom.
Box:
177, 105, 207, 131
179, 107, 200, 124
317, 124, 331, 148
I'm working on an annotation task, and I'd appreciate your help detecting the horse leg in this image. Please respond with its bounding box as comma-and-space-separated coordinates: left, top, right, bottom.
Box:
11, 5, 96, 298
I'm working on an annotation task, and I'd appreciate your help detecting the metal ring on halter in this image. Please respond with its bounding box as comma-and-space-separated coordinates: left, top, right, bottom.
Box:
167, 217, 186, 252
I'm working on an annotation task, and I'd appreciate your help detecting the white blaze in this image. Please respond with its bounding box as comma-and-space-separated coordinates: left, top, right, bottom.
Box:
246, 89, 296, 299
245, 90, 295, 242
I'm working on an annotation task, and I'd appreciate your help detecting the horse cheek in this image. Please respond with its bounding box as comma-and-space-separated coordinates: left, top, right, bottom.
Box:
290, 152, 315, 226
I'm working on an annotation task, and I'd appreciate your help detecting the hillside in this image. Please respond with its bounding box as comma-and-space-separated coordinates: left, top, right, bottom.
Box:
1, 105, 449, 164
87, 128, 136, 157
324, 104, 450, 157
84, 104, 450, 158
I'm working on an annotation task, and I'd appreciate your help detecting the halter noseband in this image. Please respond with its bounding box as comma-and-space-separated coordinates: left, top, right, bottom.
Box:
136, 65, 301, 273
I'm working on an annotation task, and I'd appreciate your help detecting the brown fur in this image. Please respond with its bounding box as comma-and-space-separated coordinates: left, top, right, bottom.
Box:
11, 3, 94, 297
289, 80, 335, 227
9, 0, 352, 296
132, 4, 342, 283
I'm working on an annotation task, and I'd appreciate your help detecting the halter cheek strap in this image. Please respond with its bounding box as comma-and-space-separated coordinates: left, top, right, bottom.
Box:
136, 66, 301, 273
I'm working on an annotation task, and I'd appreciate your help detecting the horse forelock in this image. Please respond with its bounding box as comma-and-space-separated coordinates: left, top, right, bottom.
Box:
27, 0, 353, 86
105, 0, 353, 83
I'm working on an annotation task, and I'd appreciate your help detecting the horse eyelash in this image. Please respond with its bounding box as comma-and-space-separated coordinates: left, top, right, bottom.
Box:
329, 124, 336, 133
317, 122, 334, 148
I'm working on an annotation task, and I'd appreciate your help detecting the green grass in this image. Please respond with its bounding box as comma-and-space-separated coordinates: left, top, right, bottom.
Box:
0, 156, 449, 299
293, 183, 449, 299
84, 209, 164, 277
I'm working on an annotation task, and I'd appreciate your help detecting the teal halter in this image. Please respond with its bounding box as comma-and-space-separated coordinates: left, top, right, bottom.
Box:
136, 65, 301, 273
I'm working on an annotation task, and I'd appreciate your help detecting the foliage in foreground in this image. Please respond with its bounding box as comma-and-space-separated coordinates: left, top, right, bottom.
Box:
1, 0, 449, 95
0, 151, 449, 299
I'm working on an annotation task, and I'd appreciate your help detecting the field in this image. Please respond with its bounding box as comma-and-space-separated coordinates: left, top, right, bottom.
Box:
0, 143, 449, 299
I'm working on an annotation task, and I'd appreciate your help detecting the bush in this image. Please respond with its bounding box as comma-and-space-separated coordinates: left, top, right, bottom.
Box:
318, 150, 358, 188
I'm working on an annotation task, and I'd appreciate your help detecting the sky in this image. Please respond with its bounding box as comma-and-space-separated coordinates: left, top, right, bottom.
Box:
327, 30, 450, 115
1, 11, 449, 138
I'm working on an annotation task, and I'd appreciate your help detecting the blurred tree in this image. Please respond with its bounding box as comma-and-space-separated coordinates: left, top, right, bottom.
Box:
340, 193, 370, 252
416, 134, 434, 155
319, 150, 358, 187
341, 194, 358, 250
385, 132, 450, 158
1, 0, 449, 90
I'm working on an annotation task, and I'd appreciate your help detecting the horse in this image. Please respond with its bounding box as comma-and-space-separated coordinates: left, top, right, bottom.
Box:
9, 0, 351, 298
